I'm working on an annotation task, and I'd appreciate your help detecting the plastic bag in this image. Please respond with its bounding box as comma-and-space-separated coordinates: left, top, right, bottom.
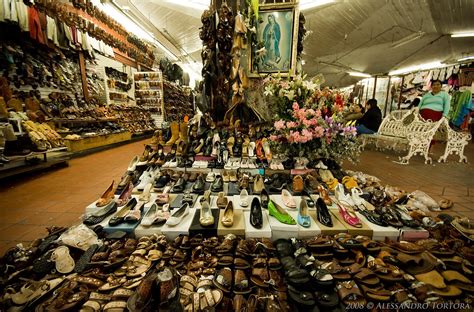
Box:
407, 190, 440, 212
58, 224, 102, 251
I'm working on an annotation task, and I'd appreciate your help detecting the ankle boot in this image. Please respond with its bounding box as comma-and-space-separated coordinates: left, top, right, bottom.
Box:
175, 121, 188, 146
165, 122, 179, 146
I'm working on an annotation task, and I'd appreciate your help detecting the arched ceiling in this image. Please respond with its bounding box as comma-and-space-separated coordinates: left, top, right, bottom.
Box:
116, 0, 474, 86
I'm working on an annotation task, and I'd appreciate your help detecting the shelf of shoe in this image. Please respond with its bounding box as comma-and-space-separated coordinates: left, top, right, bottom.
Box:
0, 148, 70, 179
51, 117, 118, 123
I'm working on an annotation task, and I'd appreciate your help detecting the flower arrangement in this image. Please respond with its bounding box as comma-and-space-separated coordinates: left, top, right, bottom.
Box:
264, 74, 360, 163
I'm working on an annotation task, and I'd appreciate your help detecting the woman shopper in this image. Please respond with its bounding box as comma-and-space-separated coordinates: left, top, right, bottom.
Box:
418, 79, 450, 121
356, 99, 382, 135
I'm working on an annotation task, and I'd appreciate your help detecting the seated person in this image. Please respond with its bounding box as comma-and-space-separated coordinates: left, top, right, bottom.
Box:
343, 103, 365, 124
356, 99, 382, 135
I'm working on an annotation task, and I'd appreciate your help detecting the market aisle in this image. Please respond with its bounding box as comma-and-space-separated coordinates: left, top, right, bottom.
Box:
0, 140, 148, 255
0, 140, 473, 255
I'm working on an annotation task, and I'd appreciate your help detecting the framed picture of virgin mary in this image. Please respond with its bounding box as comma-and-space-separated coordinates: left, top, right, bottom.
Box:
250, 3, 299, 76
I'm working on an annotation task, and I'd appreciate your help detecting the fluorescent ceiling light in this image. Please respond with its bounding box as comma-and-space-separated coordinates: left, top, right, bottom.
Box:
300, 0, 340, 11
166, 0, 209, 10
389, 61, 442, 76
458, 56, 474, 61
451, 32, 474, 38
391, 31, 425, 48
348, 71, 371, 78
104, 3, 178, 61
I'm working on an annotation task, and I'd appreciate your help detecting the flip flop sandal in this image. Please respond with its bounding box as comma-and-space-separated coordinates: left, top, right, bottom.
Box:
415, 270, 446, 289
80, 300, 102, 312
268, 257, 282, 270
103, 300, 127, 312
314, 291, 339, 308
11, 277, 63, 306
441, 270, 471, 285
354, 268, 380, 286
75, 244, 100, 273
111, 288, 134, 300
99, 277, 126, 291
389, 241, 425, 254
360, 284, 392, 301
390, 284, 416, 304
396, 252, 436, 275
336, 281, 367, 306
430, 285, 462, 297
147, 250, 162, 261
72, 276, 104, 288
310, 268, 334, 287
51, 246, 75, 274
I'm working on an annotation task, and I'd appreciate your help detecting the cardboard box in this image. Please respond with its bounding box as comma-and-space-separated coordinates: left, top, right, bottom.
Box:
244, 210, 272, 238
355, 212, 399, 241
399, 227, 429, 241
314, 211, 347, 235
330, 209, 373, 237
189, 208, 220, 237
286, 210, 322, 238
232, 195, 259, 211
217, 208, 245, 237
267, 209, 299, 240
161, 208, 195, 240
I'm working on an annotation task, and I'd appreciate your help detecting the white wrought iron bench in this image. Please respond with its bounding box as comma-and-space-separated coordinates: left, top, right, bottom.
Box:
362, 109, 471, 164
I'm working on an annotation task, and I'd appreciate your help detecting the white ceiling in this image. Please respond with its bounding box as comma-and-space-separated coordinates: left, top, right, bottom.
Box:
118, 0, 474, 86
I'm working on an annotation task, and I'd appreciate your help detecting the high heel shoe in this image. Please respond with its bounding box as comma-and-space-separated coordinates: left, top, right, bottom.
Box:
318, 185, 332, 206
337, 201, 361, 228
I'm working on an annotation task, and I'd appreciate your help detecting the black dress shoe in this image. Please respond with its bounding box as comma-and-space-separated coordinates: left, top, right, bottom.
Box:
171, 177, 186, 193
83, 203, 117, 226
260, 189, 269, 209
192, 175, 205, 194
250, 197, 263, 229
155, 174, 170, 188
316, 198, 333, 227
211, 175, 223, 192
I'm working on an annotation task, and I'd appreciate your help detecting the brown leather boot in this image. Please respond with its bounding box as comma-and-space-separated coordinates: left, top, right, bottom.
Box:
165, 122, 179, 146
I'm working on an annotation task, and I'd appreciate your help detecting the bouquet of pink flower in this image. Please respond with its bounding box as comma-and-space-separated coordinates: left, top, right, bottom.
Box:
264, 74, 361, 163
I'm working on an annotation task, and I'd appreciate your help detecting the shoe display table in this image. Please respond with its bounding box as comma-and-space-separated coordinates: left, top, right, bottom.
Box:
244, 210, 272, 238
0, 147, 70, 180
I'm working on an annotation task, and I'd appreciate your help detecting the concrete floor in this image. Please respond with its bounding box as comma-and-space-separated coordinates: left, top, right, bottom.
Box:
0, 139, 472, 255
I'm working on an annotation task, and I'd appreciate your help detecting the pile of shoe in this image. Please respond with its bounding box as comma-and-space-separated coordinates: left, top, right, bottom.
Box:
110, 105, 157, 134
1, 42, 82, 93
1, 230, 473, 311
22, 120, 64, 151
163, 80, 194, 121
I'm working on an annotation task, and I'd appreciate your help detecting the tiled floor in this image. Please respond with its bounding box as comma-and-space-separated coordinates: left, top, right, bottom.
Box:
0, 139, 472, 255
